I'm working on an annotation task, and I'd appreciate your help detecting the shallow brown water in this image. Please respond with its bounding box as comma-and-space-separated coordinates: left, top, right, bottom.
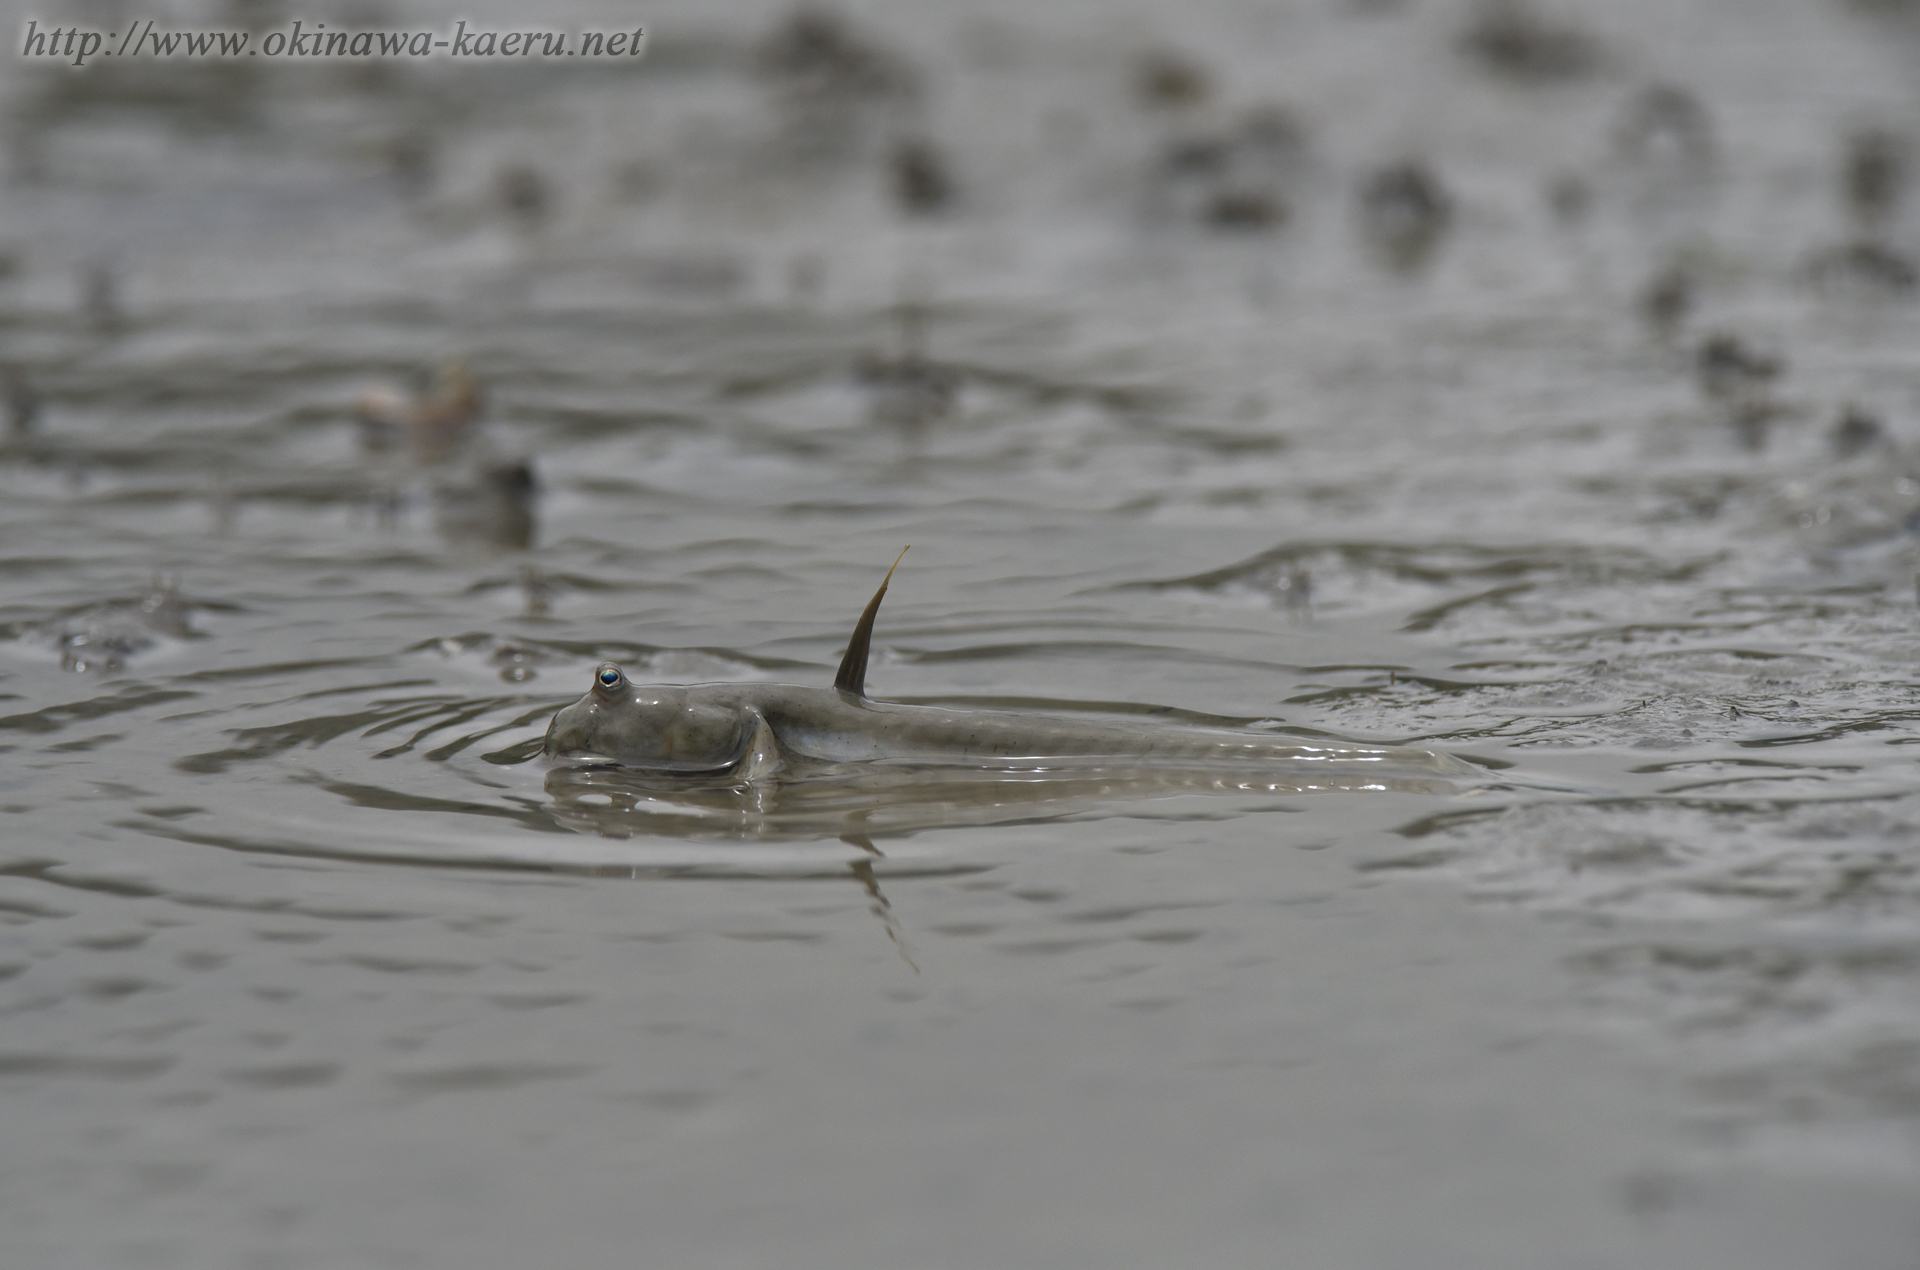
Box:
3, 0, 1920, 1264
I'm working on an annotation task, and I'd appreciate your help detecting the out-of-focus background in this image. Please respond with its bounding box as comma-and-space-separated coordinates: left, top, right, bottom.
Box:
2, 0, 1919, 1265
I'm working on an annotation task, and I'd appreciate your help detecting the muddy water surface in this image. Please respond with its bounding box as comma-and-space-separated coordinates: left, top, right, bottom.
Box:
3, 0, 1920, 1265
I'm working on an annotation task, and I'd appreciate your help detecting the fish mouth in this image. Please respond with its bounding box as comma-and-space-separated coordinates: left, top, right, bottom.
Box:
540, 707, 570, 759
542, 724, 756, 777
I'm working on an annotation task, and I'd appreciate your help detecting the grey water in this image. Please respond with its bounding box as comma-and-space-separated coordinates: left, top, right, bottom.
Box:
2, 0, 1919, 1264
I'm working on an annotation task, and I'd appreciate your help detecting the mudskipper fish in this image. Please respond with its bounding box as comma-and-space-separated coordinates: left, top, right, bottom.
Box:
544, 551, 1483, 796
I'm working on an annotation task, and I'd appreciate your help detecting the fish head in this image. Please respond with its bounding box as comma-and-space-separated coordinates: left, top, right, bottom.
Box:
544, 664, 749, 772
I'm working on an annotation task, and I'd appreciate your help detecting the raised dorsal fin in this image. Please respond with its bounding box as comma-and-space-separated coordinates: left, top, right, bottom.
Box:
835, 546, 908, 697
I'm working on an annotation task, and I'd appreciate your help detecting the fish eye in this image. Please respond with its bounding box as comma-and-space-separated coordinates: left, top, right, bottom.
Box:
595, 664, 623, 690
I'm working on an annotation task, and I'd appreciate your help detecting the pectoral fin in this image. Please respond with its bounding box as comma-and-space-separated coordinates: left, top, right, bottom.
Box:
834, 546, 909, 697
737, 708, 785, 784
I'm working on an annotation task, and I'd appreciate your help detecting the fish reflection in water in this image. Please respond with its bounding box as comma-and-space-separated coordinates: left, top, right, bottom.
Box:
539, 552, 1486, 841
542, 757, 1454, 843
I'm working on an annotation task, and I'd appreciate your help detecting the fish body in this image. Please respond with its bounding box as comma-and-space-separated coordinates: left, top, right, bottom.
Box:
541, 551, 1481, 792
544, 678, 1478, 789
